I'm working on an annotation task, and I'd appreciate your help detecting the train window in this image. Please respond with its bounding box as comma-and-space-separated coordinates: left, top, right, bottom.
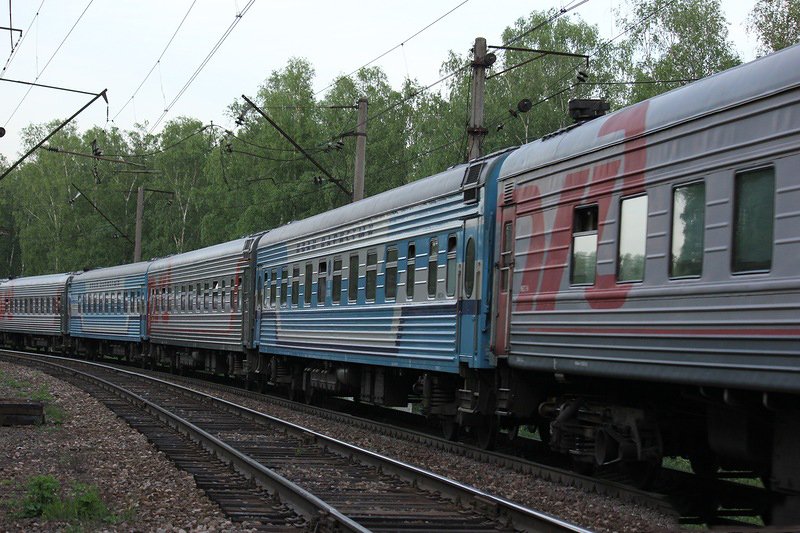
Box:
270, 269, 277, 308
385, 248, 398, 301
212, 281, 219, 312
446, 235, 457, 297
348, 253, 359, 302
305, 263, 313, 305
366, 251, 378, 302
204, 283, 210, 312
407, 243, 416, 300
318, 260, 327, 305
733, 167, 774, 273
280, 268, 288, 307
292, 266, 300, 307
427, 238, 438, 299
464, 237, 475, 298
236, 277, 243, 311
670, 182, 705, 278
332, 258, 342, 304
618, 195, 648, 282
263, 272, 269, 307
221, 280, 227, 312
571, 205, 598, 285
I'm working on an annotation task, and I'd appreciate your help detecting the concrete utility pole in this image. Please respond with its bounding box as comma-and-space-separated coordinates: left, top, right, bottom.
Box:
353, 97, 368, 202
134, 186, 144, 262
466, 37, 490, 161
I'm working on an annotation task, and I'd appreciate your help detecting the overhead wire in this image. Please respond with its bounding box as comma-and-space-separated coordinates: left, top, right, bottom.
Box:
4, 0, 94, 125
111, 0, 198, 123
147, 0, 256, 134
312, 0, 470, 98
0, 0, 46, 78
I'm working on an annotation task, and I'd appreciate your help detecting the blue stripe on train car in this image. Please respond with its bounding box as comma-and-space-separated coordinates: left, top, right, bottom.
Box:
260, 303, 459, 373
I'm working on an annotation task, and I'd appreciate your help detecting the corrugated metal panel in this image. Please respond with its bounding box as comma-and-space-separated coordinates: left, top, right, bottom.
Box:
70, 263, 150, 342
502, 44, 800, 394
257, 165, 467, 252
260, 303, 458, 373
0, 273, 71, 336
148, 239, 254, 351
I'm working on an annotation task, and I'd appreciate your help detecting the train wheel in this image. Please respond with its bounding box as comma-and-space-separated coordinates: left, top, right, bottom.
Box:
623, 460, 659, 489
475, 416, 498, 450
441, 418, 459, 441
689, 450, 719, 477
303, 386, 316, 405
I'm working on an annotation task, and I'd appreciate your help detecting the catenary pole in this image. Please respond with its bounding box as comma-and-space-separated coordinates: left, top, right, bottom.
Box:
466, 38, 488, 161
352, 97, 368, 202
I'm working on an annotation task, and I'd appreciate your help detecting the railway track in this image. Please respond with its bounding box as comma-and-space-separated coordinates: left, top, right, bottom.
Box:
1, 350, 587, 532
112, 360, 772, 527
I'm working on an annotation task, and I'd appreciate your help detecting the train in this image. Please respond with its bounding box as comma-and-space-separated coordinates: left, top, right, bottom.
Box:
2, 43, 799, 522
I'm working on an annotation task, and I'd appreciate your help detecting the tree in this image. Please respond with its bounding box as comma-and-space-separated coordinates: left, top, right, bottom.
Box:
0, 155, 22, 278
748, 0, 800, 55
621, 0, 740, 102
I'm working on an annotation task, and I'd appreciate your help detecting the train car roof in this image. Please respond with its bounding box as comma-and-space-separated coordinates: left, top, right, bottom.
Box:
149, 236, 257, 271
71, 261, 152, 283
0, 273, 73, 288
257, 163, 469, 248
499, 43, 800, 180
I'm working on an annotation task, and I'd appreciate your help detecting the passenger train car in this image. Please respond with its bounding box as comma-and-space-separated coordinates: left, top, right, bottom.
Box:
69, 262, 149, 359
1, 43, 798, 522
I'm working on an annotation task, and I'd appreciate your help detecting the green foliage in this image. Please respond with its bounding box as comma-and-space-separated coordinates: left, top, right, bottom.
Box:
16, 475, 116, 524
748, 0, 800, 55
620, 0, 740, 101
19, 475, 60, 518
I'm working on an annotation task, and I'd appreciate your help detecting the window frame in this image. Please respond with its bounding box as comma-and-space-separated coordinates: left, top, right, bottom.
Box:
385, 247, 398, 301
732, 165, 775, 274
365, 250, 378, 302
616, 193, 649, 283
669, 180, 706, 279
427, 238, 438, 299
406, 243, 417, 301
348, 253, 360, 303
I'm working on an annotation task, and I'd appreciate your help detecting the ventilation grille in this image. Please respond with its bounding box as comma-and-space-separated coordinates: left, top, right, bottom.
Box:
502, 182, 515, 205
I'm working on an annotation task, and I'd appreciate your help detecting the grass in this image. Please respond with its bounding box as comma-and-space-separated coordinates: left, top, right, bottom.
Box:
0, 369, 66, 425
13, 475, 121, 526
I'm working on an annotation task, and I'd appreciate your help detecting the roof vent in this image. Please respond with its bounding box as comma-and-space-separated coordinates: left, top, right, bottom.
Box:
568, 98, 610, 123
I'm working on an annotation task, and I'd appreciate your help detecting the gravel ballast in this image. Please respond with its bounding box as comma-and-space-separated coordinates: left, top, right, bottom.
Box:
0, 360, 680, 531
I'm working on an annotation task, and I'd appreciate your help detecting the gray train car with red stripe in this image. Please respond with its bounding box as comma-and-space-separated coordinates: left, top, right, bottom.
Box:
489, 44, 800, 510
0, 273, 72, 351
145, 235, 263, 373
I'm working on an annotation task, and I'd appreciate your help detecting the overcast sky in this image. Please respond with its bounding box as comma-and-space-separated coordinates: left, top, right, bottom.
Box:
0, 0, 759, 162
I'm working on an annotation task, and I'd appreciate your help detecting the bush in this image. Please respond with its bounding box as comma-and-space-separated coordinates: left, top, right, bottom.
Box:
20, 475, 60, 518
17, 475, 116, 524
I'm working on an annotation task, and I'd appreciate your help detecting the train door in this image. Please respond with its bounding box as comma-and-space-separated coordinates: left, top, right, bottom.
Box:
493, 204, 516, 356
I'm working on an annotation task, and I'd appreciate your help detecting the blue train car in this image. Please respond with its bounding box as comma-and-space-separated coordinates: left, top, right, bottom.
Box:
68, 262, 151, 359
253, 152, 510, 416
0, 273, 72, 351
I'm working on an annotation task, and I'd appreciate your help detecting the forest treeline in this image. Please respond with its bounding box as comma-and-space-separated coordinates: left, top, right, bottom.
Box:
0, 0, 795, 277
